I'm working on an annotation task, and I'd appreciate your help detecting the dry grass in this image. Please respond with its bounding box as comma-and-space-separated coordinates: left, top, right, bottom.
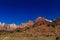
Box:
0, 33, 57, 40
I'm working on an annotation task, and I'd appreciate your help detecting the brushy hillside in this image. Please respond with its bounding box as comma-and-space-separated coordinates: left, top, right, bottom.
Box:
0, 17, 60, 40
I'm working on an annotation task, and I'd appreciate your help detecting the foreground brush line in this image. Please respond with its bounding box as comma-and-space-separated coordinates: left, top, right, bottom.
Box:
0, 17, 60, 40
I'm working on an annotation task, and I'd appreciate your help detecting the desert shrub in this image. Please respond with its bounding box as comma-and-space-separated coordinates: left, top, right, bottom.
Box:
10, 31, 14, 33
56, 37, 59, 40
0, 32, 2, 35
23, 27, 30, 31
51, 25, 55, 28
47, 24, 55, 28
39, 24, 42, 25
15, 28, 23, 32
47, 24, 51, 27
55, 36, 60, 40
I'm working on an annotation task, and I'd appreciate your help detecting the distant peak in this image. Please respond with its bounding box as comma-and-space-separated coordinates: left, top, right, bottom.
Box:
38, 17, 52, 22
38, 17, 42, 18
45, 19, 52, 22
35, 17, 52, 22
38, 17, 45, 19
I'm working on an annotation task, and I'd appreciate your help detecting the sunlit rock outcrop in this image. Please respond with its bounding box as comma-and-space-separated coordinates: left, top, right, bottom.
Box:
9, 24, 17, 30
19, 23, 27, 28
27, 20, 34, 27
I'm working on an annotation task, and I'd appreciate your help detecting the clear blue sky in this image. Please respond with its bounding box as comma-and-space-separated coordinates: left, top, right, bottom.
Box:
0, 0, 60, 25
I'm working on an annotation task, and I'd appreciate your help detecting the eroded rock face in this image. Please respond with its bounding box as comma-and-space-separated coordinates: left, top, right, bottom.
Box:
27, 20, 34, 27
0, 23, 17, 31
0, 23, 6, 31
35, 17, 51, 26
19, 23, 27, 28
19, 20, 34, 28
35, 17, 46, 23
9, 24, 17, 30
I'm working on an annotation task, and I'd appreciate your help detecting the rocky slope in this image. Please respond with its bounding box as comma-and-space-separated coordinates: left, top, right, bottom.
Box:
0, 17, 60, 37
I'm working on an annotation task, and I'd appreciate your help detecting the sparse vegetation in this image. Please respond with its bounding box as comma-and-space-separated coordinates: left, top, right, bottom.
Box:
0, 17, 60, 40
47, 24, 51, 27
51, 25, 55, 28
15, 28, 23, 32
